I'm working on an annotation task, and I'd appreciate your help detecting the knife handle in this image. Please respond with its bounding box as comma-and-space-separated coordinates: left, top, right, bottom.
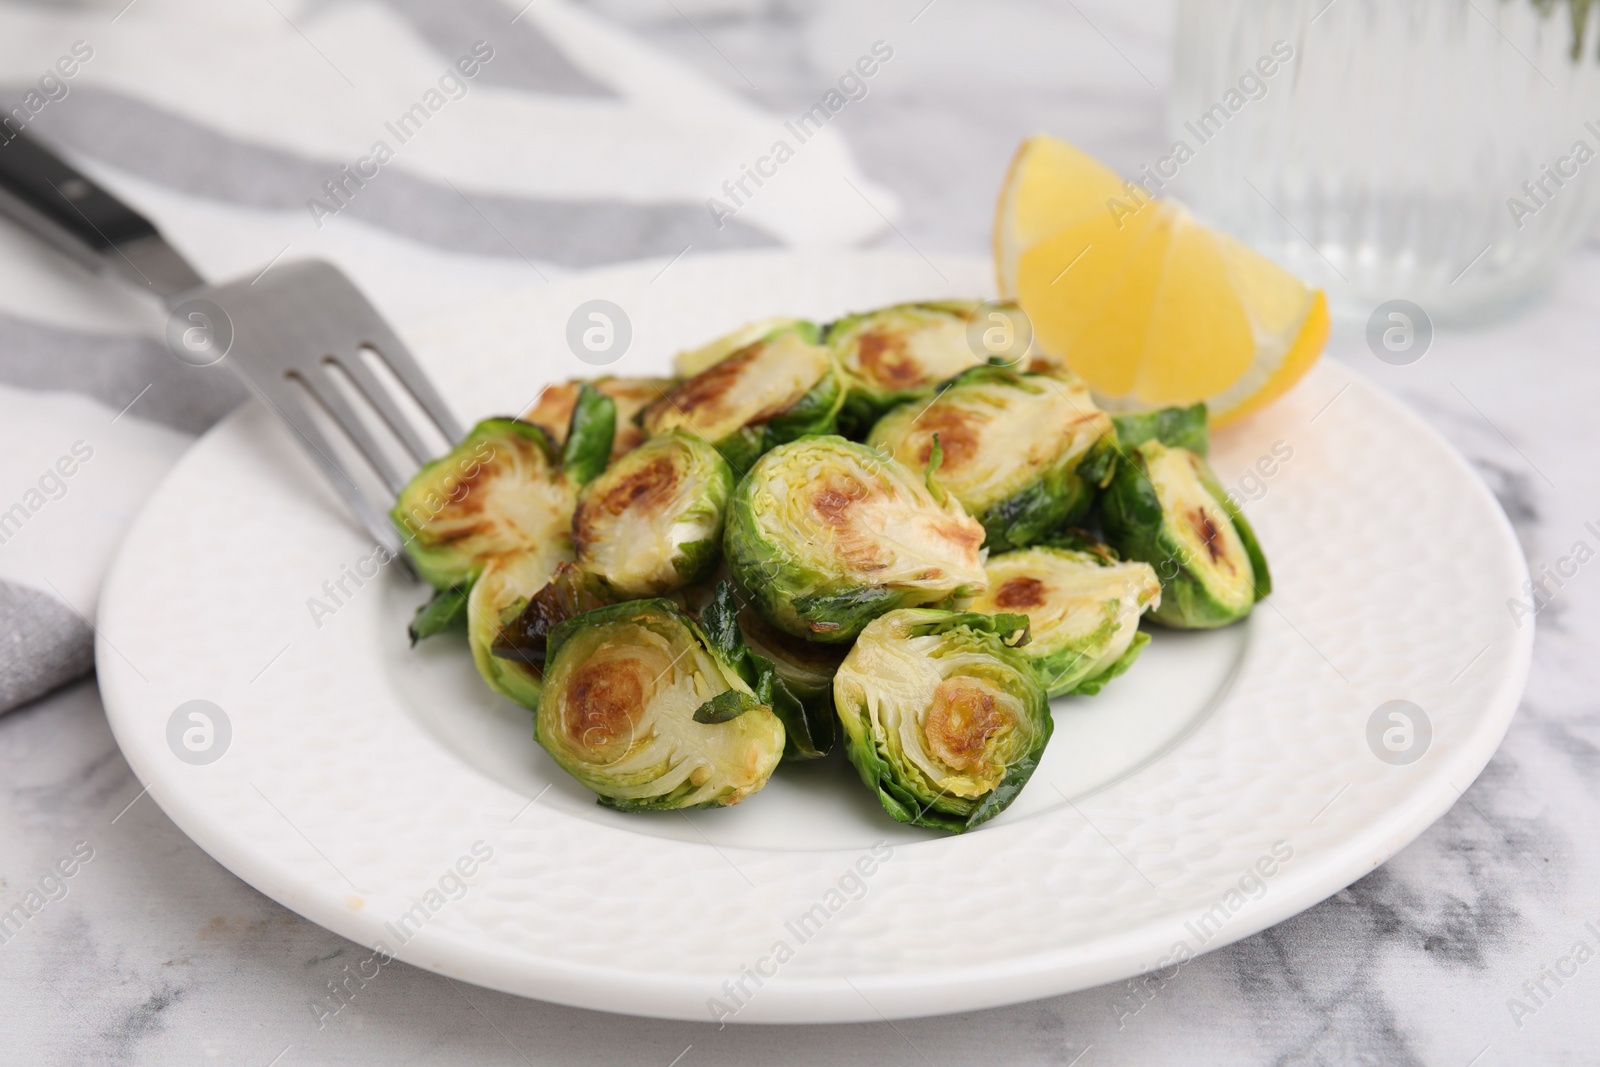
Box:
0, 130, 204, 300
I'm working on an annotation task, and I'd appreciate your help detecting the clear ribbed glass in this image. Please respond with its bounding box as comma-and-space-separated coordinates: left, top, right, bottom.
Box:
1171, 0, 1600, 322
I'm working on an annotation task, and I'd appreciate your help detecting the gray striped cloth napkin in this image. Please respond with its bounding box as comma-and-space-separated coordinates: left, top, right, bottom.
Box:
0, 0, 893, 714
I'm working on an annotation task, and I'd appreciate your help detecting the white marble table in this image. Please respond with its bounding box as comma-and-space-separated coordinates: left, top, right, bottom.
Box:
4, 2, 1598, 1063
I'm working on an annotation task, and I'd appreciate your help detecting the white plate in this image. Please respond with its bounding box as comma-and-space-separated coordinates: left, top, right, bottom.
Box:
97, 250, 1531, 1023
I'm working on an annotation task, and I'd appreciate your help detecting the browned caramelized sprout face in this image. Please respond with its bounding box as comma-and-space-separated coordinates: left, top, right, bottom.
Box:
391, 418, 576, 589
535, 598, 785, 810
966, 544, 1160, 696
824, 301, 988, 433
723, 435, 988, 643
641, 322, 843, 471
868, 365, 1116, 552
834, 609, 1049, 832
573, 430, 734, 597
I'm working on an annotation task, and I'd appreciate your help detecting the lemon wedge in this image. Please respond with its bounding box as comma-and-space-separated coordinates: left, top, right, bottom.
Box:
995, 135, 1327, 425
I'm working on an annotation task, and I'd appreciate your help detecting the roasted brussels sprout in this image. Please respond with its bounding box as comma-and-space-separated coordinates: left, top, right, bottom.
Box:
824, 301, 986, 434
535, 595, 785, 810
834, 609, 1050, 832
392, 418, 580, 589
641, 322, 843, 472
524, 376, 675, 458
724, 436, 988, 643
469, 548, 572, 710
394, 387, 613, 588
867, 365, 1116, 553
966, 545, 1161, 697
572, 430, 733, 597
674, 317, 804, 378
737, 605, 842, 760
1100, 440, 1271, 629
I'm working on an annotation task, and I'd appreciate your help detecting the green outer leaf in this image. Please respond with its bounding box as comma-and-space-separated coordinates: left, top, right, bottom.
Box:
1041, 529, 1122, 562
835, 610, 1051, 833
788, 586, 896, 641
934, 362, 1027, 391
768, 677, 835, 760
735, 604, 841, 761
1075, 435, 1119, 490
408, 581, 471, 644
974, 461, 1093, 554
693, 688, 759, 723
1024, 602, 1122, 697
974, 434, 1116, 553
1067, 630, 1150, 696
672, 538, 722, 588
562, 383, 616, 486
840, 724, 969, 833
698, 580, 745, 664
391, 417, 562, 589
686, 581, 781, 712
1111, 403, 1210, 457
681, 585, 780, 710
1100, 442, 1258, 629
834, 390, 882, 441
712, 425, 768, 476
905, 610, 1031, 646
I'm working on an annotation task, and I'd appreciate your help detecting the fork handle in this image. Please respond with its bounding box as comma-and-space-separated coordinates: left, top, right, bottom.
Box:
0, 130, 204, 301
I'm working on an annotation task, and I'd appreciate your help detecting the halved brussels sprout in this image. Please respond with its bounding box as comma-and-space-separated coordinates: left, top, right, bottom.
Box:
641, 322, 843, 472
674, 317, 804, 378
524, 376, 676, 458
573, 430, 734, 597
536, 596, 785, 810
737, 605, 842, 760
469, 548, 572, 710
867, 365, 1116, 553
1100, 440, 1271, 629
834, 609, 1050, 833
966, 545, 1161, 697
724, 436, 988, 643
824, 302, 986, 434
391, 418, 580, 589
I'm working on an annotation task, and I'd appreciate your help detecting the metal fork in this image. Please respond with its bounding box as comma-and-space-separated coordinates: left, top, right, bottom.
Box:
0, 131, 462, 575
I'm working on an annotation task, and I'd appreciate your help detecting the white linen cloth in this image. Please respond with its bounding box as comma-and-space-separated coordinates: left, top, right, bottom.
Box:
0, 0, 894, 713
